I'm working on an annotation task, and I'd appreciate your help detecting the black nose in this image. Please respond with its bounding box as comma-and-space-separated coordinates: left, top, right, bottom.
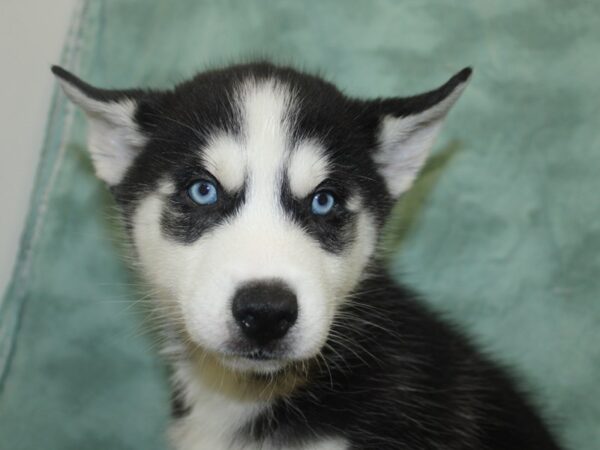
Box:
232, 281, 298, 344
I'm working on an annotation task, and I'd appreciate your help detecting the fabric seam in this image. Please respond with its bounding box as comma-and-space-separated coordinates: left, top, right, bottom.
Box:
0, 0, 89, 389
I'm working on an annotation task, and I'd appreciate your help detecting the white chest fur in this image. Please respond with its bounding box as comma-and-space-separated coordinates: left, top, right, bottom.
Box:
171, 413, 348, 450
168, 360, 347, 450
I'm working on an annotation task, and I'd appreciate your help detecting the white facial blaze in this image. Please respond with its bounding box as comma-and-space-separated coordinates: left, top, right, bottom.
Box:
133, 79, 377, 372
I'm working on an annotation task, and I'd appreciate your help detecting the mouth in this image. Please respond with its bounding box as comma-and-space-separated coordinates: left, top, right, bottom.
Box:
218, 349, 290, 373
236, 350, 280, 361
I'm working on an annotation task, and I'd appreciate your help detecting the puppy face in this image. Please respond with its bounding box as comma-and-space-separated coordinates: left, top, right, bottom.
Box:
54, 63, 470, 373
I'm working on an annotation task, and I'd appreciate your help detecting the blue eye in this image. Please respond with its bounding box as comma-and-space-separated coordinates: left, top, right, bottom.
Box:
188, 180, 218, 205
311, 191, 336, 216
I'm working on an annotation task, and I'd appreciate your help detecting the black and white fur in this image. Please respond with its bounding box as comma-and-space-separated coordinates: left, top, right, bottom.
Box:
53, 62, 563, 449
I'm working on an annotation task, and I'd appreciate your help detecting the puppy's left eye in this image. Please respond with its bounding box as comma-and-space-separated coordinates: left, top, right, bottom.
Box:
188, 180, 218, 205
311, 191, 336, 216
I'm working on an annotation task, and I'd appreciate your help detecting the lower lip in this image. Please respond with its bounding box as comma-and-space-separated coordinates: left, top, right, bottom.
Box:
238, 351, 279, 361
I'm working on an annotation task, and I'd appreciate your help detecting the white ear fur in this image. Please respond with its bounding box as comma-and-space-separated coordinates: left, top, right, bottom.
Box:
55, 75, 146, 186
374, 72, 471, 197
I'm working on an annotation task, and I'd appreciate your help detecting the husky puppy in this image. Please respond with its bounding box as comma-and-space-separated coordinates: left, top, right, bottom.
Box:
53, 62, 562, 450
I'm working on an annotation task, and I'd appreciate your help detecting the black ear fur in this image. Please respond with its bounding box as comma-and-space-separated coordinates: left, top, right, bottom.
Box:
375, 67, 472, 118
51, 65, 145, 103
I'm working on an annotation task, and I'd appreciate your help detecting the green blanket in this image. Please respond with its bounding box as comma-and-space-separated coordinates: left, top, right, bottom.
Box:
1, 1, 598, 448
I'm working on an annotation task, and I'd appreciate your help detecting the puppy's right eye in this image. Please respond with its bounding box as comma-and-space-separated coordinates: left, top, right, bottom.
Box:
188, 180, 218, 205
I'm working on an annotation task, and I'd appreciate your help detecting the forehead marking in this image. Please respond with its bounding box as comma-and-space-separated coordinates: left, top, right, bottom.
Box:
198, 79, 293, 197
240, 80, 292, 210
198, 80, 332, 219
288, 140, 330, 198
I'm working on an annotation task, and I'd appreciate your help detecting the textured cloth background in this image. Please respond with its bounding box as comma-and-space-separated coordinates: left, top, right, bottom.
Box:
1, 1, 599, 448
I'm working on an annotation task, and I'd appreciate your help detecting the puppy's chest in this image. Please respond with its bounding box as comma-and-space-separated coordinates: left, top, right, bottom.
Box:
169, 372, 348, 450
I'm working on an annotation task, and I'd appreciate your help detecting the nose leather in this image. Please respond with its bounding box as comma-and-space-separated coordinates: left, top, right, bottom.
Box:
231, 281, 298, 345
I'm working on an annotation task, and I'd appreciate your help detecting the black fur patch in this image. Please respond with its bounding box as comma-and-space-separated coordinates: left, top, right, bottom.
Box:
170, 384, 191, 419
242, 273, 563, 450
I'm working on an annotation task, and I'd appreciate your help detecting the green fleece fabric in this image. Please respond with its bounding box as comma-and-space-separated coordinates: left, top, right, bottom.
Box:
1, 0, 599, 448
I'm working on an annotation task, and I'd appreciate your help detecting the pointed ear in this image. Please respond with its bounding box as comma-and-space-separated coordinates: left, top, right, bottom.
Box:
52, 66, 149, 186
372, 67, 472, 198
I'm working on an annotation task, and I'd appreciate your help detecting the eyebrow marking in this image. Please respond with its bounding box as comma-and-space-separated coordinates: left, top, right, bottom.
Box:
287, 140, 330, 198
201, 134, 245, 192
